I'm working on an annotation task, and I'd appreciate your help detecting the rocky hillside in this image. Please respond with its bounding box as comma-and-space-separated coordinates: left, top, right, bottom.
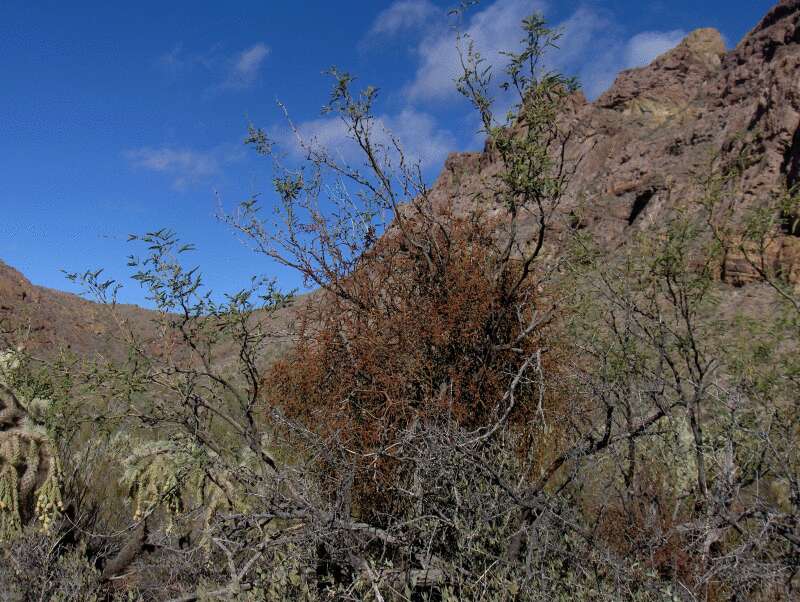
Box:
0, 259, 297, 366
433, 0, 800, 285
0, 259, 160, 359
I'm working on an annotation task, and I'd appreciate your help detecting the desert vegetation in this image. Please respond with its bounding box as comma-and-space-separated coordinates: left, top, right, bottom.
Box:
1, 7, 800, 602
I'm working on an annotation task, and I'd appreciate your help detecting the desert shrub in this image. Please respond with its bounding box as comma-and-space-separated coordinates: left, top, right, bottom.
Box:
6, 8, 800, 602
262, 210, 569, 514
557, 172, 800, 598
0, 527, 105, 601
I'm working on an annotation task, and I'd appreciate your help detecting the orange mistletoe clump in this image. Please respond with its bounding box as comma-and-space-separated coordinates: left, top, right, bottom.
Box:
263, 207, 568, 509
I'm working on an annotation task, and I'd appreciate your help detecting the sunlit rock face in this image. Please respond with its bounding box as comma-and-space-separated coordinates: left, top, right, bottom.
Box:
431, 0, 800, 287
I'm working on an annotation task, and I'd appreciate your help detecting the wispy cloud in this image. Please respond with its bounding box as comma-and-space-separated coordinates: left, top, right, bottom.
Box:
157, 44, 186, 72
224, 43, 270, 89
576, 27, 688, 97
156, 42, 269, 91
624, 30, 687, 68
156, 43, 221, 75
368, 0, 440, 37
125, 145, 244, 191
547, 7, 619, 99
406, 0, 547, 102
397, 0, 691, 102
270, 0, 692, 178
382, 108, 457, 169
275, 107, 456, 172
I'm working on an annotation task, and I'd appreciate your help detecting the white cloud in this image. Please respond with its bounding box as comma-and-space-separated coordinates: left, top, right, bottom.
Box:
547, 7, 622, 100
277, 108, 456, 172
125, 145, 244, 191
624, 30, 686, 68
285, 116, 351, 157
155, 42, 269, 92
158, 44, 185, 71
224, 43, 270, 89
369, 0, 440, 36
406, 0, 547, 102
578, 28, 688, 97
308, 0, 692, 167
549, 8, 611, 67
156, 43, 223, 76
398, 0, 692, 103
382, 108, 457, 169
402, 1, 623, 103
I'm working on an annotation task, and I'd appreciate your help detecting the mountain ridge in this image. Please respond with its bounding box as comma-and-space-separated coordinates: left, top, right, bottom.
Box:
3, 0, 799, 356
0, 258, 160, 358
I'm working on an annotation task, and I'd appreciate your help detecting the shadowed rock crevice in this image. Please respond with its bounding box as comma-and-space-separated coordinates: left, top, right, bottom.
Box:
784, 124, 800, 189
628, 189, 656, 225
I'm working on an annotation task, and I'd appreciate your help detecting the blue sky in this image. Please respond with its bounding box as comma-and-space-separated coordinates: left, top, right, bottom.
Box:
1, 0, 775, 306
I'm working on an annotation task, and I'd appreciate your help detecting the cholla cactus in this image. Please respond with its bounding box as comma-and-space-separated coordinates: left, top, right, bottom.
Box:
122, 436, 237, 532
0, 348, 63, 540
120, 433, 265, 550
122, 438, 199, 523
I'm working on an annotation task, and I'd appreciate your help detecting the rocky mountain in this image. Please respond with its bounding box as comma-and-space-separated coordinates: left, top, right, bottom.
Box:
433, 0, 800, 286
3, 0, 799, 359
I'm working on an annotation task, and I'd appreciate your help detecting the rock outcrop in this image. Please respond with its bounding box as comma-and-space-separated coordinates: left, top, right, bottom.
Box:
433, 0, 800, 286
